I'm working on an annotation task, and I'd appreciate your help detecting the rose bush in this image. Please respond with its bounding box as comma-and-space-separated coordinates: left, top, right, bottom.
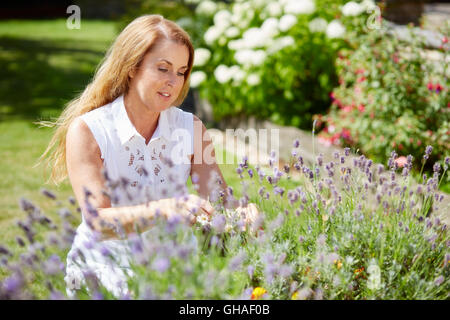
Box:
315, 19, 449, 173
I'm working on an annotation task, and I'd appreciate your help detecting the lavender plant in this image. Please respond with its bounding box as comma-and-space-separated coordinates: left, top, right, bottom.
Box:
0, 143, 448, 299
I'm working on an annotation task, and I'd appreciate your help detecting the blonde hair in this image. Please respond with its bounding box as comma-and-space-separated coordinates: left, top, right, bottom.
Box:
37, 15, 195, 185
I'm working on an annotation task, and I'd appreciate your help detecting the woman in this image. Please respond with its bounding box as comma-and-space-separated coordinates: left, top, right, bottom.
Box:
40, 15, 260, 298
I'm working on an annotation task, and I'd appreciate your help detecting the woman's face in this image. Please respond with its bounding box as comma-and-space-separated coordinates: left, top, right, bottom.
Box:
129, 39, 189, 112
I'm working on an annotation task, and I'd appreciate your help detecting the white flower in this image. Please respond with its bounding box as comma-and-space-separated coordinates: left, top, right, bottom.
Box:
196, 213, 210, 226
266, 1, 282, 17
225, 26, 240, 38
367, 263, 382, 291
308, 17, 327, 33
242, 27, 268, 48
267, 36, 294, 54
193, 48, 211, 67
278, 14, 298, 32
284, 0, 316, 15
326, 20, 346, 39
231, 2, 254, 28
190, 71, 206, 88
361, 0, 377, 11
261, 17, 279, 37
228, 39, 246, 51
195, 0, 218, 16
234, 49, 266, 67
233, 69, 246, 83
246, 73, 261, 86
214, 65, 233, 83
214, 9, 232, 30
204, 26, 222, 44
342, 1, 364, 16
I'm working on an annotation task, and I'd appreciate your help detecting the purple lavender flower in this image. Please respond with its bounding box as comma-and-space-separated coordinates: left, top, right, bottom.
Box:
433, 162, 441, 174
317, 154, 323, 166
40, 188, 57, 200
247, 265, 255, 278
317, 234, 326, 246
3, 273, 24, 294
248, 169, 254, 178
423, 146, 432, 160
152, 257, 170, 273
228, 251, 247, 271
434, 276, 444, 286
298, 236, 305, 243
211, 214, 226, 234
293, 139, 300, 148
274, 186, 285, 196
344, 147, 350, 156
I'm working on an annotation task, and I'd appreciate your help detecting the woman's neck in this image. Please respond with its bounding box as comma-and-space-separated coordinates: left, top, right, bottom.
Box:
123, 92, 160, 144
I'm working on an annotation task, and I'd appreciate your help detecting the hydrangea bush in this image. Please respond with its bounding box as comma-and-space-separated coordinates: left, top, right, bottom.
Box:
1, 142, 448, 300
188, 0, 377, 128
315, 19, 449, 173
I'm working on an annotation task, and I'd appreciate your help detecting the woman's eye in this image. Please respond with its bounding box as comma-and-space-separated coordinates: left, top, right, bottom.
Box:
177, 72, 185, 77
158, 68, 168, 73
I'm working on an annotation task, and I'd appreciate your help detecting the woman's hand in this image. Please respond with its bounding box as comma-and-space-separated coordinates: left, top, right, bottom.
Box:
235, 203, 262, 234
159, 194, 214, 226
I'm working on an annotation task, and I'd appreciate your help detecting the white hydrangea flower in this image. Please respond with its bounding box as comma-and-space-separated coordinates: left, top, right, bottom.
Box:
278, 14, 298, 32
266, 1, 282, 17
326, 20, 346, 39
284, 0, 316, 15
261, 17, 279, 37
246, 73, 261, 86
214, 9, 232, 29
190, 71, 206, 88
234, 49, 266, 67
193, 48, 211, 67
308, 17, 327, 33
342, 1, 364, 16
225, 26, 240, 38
267, 36, 295, 54
204, 26, 222, 45
214, 65, 233, 83
195, 0, 218, 16
228, 39, 247, 51
242, 27, 268, 48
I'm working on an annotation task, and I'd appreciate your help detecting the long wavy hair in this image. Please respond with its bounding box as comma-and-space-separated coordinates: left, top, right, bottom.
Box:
37, 15, 195, 185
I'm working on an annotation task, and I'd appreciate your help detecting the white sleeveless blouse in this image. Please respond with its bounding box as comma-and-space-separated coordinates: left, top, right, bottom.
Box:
64, 95, 195, 297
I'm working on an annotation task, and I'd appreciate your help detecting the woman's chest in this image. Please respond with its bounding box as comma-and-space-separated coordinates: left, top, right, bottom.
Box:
104, 136, 191, 206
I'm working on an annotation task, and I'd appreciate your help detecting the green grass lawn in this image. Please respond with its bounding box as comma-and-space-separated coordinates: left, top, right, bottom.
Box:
0, 19, 117, 120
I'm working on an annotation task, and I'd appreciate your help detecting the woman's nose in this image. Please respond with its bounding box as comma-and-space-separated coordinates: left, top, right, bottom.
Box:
167, 73, 176, 87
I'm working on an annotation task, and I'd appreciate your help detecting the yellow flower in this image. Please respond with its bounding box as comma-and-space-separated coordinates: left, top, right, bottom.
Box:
251, 287, 267, 300
291, 291, 299, 300
334, 259, 342, 270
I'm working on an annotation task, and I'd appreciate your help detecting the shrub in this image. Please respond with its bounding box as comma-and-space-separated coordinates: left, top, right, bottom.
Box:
189, 0, 378, 128
316, 20, 449, 172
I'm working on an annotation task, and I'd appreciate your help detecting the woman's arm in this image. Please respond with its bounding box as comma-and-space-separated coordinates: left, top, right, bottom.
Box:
190, 115, 236, 209
190, 116, 262, 232
66, 117, 211, 240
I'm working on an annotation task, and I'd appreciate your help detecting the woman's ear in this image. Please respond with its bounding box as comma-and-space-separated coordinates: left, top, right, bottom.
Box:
129, 67, 136, 79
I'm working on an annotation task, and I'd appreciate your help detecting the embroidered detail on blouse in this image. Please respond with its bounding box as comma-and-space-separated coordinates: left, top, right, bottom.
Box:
128, 153, 134, 166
